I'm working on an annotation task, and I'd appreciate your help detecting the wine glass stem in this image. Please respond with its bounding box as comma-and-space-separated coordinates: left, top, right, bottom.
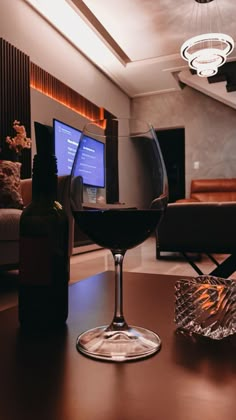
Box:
108, 252, 128, 331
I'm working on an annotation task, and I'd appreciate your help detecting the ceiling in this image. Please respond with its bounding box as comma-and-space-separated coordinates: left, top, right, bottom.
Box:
25, 0, 236, 107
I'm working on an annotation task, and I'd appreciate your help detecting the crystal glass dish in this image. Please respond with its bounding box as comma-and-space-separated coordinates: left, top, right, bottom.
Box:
175, 275, 236, 340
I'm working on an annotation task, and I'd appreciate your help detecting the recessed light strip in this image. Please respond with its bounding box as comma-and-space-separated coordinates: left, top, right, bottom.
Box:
66, 0, 131, 65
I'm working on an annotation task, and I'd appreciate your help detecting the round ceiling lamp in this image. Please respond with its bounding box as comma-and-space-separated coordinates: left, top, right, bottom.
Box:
180, 0, 235, 77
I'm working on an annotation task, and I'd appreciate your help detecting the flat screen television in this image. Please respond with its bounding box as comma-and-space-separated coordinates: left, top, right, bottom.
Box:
53, 118, 82, 176
75, 133, 105, 188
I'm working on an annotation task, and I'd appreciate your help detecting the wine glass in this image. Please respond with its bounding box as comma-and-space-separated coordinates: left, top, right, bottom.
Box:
70, 117, 168, 362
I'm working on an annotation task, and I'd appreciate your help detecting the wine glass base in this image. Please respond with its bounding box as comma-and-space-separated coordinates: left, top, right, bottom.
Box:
76, 325, 161, 362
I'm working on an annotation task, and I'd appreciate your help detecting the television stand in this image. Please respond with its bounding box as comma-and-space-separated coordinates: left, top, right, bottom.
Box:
83, 202, 133, 209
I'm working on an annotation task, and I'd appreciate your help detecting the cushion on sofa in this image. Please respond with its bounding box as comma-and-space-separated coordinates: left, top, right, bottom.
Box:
0, 160, 23, 209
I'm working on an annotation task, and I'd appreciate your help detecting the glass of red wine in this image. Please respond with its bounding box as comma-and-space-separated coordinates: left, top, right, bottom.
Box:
70, 118, 168, 362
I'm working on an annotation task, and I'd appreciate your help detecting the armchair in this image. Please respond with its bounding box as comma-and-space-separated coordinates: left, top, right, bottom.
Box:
156, 201, 236, 278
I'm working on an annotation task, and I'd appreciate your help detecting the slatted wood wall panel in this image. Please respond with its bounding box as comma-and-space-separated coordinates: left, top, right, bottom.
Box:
0, 38, 110, 179
0, 38, 31, 178
30, 62, 103, 121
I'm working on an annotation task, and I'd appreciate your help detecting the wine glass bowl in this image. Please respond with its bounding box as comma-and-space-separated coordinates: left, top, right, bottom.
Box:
70, 118, 168, 362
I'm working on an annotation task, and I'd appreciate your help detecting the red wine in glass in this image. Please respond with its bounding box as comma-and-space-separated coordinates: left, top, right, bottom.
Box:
70, 117, 168, 362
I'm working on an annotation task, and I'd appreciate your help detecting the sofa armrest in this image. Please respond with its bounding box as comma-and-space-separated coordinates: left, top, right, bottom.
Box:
20, 178, 32, 207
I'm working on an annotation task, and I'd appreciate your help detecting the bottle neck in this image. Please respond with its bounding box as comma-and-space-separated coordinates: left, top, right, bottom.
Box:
32, 154, 58, 202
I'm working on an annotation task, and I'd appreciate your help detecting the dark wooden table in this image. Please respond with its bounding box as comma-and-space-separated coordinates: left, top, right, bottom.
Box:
0, 271, 236, 420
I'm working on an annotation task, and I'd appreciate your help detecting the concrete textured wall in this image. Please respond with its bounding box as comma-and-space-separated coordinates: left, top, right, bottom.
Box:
131, 86, 236, 197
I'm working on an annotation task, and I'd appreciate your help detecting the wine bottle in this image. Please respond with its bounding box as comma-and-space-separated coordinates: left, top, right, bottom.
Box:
18, 123, 69, 330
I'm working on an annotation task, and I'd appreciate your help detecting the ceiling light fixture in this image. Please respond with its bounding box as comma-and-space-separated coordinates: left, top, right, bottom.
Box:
180, 0, 234, 77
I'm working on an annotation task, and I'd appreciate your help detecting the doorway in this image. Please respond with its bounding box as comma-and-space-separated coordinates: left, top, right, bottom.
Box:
155, 128, 185, 203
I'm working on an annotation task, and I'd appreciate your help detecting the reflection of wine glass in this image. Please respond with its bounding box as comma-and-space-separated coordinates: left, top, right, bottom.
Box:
70, 118, 168, 362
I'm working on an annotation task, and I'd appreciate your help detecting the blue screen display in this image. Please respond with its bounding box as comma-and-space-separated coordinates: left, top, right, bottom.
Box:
75, 134, 105, 188
53, 119, 82, 176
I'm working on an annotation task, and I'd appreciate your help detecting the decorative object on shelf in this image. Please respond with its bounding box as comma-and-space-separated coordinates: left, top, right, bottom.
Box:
175, 275, 236, 340
180, 0, 234, 77
5, 120, 32, 159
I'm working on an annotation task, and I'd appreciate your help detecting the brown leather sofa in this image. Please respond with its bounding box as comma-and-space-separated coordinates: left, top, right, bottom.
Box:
177, 178, 236, 202
156, 178, 236, 278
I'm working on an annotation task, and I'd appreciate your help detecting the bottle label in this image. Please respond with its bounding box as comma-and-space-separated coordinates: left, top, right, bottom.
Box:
19, 236, 52, 285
